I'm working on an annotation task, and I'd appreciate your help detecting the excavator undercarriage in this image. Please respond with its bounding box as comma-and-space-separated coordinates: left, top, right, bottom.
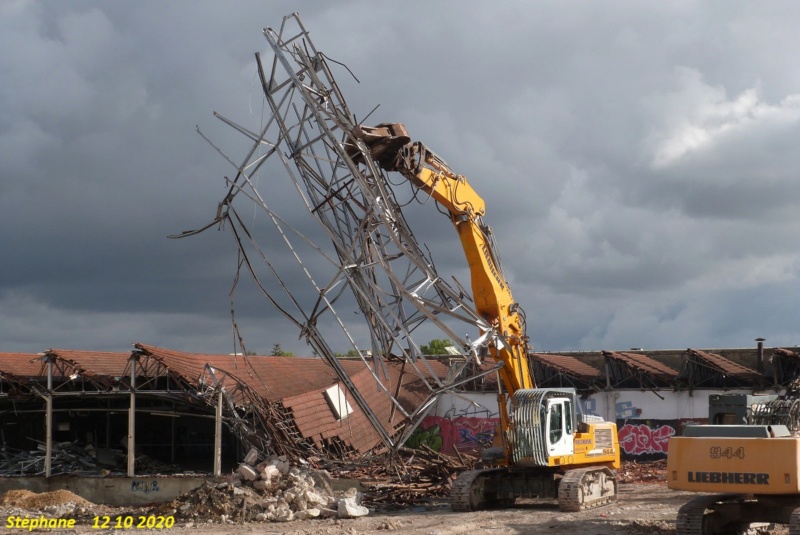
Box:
450, 465, 617, 512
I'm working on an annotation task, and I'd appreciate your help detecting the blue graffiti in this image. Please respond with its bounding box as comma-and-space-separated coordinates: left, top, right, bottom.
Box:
130, 480, 160, 494
457, 427, 494, 448
616, 401, 641, 419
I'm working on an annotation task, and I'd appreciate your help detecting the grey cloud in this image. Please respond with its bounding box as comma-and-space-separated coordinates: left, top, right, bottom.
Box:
2, 0, 800, 357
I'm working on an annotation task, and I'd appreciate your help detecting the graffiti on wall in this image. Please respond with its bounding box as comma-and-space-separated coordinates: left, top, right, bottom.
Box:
130, 480, 160, 494
407, 406, 499, 455
616, 401, 642, 419
617, 421, 677, 460
580, 398, 598, 416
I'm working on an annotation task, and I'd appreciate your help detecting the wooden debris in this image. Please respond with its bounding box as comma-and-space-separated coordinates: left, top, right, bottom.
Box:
329, 445, 479, 508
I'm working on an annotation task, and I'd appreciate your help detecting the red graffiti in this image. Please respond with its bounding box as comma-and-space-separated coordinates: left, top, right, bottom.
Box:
617, 423, 676, 455
417, 416, 500, 455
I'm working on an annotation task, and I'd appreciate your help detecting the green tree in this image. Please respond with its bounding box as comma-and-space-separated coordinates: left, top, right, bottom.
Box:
333, 349, 360, 358
271, 344, 294, 357
421, 339, 454, 355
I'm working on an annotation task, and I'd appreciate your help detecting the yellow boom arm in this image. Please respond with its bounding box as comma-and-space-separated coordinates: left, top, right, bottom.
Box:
352, 123, 534, 393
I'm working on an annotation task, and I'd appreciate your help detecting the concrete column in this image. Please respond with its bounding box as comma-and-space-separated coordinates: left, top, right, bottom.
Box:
213, 389, 222, 476
45, 357, 53, 478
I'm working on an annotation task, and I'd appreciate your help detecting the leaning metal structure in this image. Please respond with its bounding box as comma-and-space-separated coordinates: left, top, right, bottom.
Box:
174, 13, 503, 451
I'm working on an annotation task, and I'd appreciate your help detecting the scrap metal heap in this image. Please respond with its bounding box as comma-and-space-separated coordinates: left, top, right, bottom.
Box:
176, 13, 502, 457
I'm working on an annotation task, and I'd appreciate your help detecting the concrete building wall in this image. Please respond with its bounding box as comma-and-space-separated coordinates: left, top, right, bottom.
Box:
422, 388, 774, 461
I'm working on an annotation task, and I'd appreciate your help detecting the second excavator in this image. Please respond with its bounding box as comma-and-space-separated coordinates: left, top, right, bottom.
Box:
350, 122, 621, 512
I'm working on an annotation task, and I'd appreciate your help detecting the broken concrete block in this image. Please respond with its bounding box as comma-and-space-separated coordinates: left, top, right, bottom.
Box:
260, 464, 280, 482
317, 507, 338, 518
252, 480, 269, 491
309, 469, 334, 495
303, 488, 330, 508
237, 463, 258, 481
276, 461, 290, 475
295, 508, 321, 520
270, 505, 294, 522
338, 496, 369, 518
243, 447, 259, 465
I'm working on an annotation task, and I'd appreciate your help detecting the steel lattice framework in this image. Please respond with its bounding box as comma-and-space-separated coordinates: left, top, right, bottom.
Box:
177, 13, 501, 451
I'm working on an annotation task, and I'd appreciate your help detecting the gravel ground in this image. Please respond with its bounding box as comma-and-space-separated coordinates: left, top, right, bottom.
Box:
0, 483, 709, 535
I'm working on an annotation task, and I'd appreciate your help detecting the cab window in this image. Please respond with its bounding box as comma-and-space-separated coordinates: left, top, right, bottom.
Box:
549, 402, 563, 444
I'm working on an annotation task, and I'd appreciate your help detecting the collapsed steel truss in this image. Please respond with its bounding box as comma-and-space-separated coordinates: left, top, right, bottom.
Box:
178, 13, 498, 450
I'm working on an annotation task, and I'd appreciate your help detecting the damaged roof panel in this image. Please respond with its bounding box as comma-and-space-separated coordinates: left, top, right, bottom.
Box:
530, 353, 600, 381
678, 349, 763, 389
0, 353, 46, 378
135, 343, 368, 402
44, 349, 131, 377
688, 349, 762, 380
603, 351, 677, 380
600, 351, 678, 389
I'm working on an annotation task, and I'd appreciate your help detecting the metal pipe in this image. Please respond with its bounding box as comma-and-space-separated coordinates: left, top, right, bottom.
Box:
45, 357, 52, 478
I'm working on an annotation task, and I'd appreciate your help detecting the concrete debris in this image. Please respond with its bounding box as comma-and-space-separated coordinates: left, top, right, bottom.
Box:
338, 495, 369, 518
243, 447, 259, 465
236, 463, 258, 481
166, 455, 368, 523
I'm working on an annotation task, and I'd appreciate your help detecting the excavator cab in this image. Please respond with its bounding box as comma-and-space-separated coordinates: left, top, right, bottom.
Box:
546, 397, 574, 457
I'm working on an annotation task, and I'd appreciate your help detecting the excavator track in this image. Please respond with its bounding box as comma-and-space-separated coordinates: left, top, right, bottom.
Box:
790, 507, 800, 535
676, 495, 723, 535
558, 467, 617, 512
450, 470, 485, 512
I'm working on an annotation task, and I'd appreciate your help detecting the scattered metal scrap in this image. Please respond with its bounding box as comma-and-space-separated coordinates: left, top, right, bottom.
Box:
0, 440, 181, 477
173, 11, 504, 454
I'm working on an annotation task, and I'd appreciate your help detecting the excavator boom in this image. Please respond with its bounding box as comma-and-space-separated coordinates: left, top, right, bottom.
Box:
353, 123, 534, 393
353, 123, 620, 512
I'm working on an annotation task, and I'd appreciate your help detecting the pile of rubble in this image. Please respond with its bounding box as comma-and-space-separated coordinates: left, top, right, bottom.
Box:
350, 445, 478, 508
617, 460, 667, 484
164, 448, 369, 524
0, 489, 99, 519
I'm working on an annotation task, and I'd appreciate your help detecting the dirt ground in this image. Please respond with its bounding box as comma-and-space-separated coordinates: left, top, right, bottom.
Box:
0, 483, 721, 535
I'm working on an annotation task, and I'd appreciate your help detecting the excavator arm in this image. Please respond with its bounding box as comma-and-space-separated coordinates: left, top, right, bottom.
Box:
353, 123, 620, 512
351, 123, 534, 393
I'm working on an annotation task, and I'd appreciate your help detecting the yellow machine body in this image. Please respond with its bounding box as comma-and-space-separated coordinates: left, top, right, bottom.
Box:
668, 435, 800, 494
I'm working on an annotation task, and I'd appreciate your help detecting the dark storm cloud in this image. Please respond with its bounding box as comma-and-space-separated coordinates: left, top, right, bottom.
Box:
2, 0, 800, 356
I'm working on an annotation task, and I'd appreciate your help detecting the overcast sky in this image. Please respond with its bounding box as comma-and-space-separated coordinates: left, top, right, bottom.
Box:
2, 0, 800, 357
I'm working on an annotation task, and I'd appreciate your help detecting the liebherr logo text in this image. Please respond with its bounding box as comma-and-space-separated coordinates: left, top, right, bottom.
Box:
688, 472, 769, 485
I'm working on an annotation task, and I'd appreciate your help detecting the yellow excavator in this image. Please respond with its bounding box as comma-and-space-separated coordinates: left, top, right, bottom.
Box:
667, 382, 800, 534
351, 123, 620, 512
